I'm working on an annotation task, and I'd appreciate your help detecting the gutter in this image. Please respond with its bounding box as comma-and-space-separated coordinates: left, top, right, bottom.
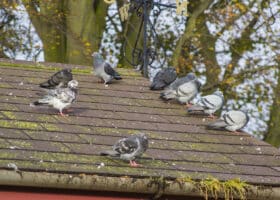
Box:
0, 170, 279, 200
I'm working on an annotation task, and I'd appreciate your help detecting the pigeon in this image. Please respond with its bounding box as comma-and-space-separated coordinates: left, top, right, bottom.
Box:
206, 110, 249, 132
31, 80, 78, 116
92, 52, 122, 84
187, 91, 224, 118
160, 73, 201, 106
100, 133, 148, 167
150, 67, 177, 90
39, 68, 73, 89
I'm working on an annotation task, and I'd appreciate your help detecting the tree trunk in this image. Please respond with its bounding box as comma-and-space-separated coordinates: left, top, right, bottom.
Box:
172, 0, 213, 74
65, 0, 108, 65
23, 0, 67, 62
22, 0, 108, 65
265, 57, 280, 147
117, 3, 144, 68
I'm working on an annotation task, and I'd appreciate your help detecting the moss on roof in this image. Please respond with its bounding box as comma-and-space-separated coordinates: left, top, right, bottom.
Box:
0, 59, 280, 199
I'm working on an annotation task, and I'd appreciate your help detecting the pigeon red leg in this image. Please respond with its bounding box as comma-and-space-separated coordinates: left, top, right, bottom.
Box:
58, 110, 68, 117
233, 130, 241, 134
64, 108, 73, 113
98, 78, 103, 83
129, 160, 141, 167
185, 103, 193, 108
208, 114, 217, 119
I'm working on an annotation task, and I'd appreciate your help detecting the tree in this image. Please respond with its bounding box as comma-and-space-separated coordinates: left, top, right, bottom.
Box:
171, 0, 279, 143
265, 55, 280, 147
22, 0, 108, 65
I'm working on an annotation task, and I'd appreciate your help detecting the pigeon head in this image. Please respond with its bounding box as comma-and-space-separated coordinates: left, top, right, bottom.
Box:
214, 90, 224, 98
64, 68, 72, 73
137, 132, 147, 140
68, 80, 78, 89
92, 52, 103, 59
60, 68, 72, 75
92, 52, 104, 66
186, 73, 196, 81
136, 133, 148, 149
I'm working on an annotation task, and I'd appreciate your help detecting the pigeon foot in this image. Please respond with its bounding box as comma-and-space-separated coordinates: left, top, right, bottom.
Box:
185, 103, 193, 108
129, 160, 141, 167
208, 114, 217, 119
64, 108, 73, 113
233, 130, 241, 134
58, 111, 68, 117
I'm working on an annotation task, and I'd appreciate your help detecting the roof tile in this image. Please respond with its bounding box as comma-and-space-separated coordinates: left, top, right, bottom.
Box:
0, 60, 279, 190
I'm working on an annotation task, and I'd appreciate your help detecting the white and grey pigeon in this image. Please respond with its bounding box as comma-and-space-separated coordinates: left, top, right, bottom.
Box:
150, 67, 177, 90
160, 73, 201, 106
187, 90, 224, 118
39, 68, 73, 89
92, 52, 122, 84
31, 80, 78, 116
100, 133, 148, 167
207, 110, 249, 133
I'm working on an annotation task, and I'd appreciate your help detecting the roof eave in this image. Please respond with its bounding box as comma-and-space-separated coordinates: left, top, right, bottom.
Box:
0, 170, 279, 200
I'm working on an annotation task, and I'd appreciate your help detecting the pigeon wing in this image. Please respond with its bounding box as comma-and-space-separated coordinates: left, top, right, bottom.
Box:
224, 111, 248, 126
162, 68, 177, 85
40, 69, 72, 89
51, 88, 75, 103
200, 94, 222, 109
177, 81, 196, 97
113, 138, 138, 155
169, 73, 196, 90
104, 63, 122, 79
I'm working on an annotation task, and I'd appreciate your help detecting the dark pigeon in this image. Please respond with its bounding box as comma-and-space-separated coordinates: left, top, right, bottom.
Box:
150, 68, 177, 90
39, 68, 73, 89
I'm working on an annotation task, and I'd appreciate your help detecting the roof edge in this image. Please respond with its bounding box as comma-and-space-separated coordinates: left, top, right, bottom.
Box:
0, 58, 141, 77
0, 170, 279, 199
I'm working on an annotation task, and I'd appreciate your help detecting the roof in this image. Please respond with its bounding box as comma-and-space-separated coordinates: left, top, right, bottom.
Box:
0, 58, 280, 199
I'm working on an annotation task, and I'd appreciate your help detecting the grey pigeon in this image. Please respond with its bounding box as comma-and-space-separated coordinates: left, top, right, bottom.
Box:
39, 68, 73, 89
187, 91, 224, 118
32, 80, 78, 116
92, 52, 122, 84
100, 133, 148, 167
160, 73, 201, 106
150, 68, 177, 90
207, 110, 249, 132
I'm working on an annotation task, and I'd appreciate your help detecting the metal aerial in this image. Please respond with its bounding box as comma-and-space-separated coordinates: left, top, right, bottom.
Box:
122, 0, 177, 78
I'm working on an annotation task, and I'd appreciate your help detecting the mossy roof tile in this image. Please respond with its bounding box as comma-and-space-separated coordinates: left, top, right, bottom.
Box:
0, 59, 279, 192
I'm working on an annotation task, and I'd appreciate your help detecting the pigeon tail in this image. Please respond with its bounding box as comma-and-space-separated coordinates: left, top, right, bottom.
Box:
206, 120, 227, 130
160, 90, 176, 100
150, 82, 164, 90
113, 72, 122, 80
159, 92, 168, 100
100, 150, 120, 157
39, 79, 63, 89
187, 105, 204, 113
39, 80, 53, 89
32, 101, 46, 106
